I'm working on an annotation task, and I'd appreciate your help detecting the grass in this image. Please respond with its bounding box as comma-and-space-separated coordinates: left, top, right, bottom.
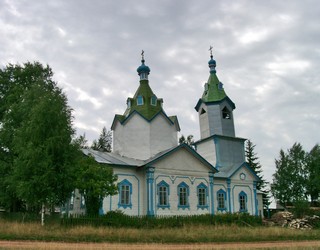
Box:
0, 219, 319, 243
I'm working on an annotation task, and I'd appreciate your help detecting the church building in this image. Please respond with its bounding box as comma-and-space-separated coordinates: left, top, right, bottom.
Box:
79, 50, 263, 217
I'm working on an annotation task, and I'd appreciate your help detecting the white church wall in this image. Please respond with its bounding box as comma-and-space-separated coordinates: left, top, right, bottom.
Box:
102, 167, 145, 216
218, 138, 245, 167
113, 114, 178, 161
219, 100, 236, 137
152, 148, 212, 216
113, 114, 151, 160
150, 113, 178, 156
196, 139, 217, 167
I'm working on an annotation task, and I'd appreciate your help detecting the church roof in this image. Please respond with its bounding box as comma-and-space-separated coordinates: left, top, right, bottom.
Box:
195, 51, 235, 111
82, 143, 218, 173
111, 53, 180, 131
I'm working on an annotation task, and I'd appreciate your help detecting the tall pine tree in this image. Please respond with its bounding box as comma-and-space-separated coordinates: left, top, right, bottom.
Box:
245, 139, 270, 209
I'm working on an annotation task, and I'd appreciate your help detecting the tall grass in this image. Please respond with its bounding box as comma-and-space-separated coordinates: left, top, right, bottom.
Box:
0, 219, 319, 243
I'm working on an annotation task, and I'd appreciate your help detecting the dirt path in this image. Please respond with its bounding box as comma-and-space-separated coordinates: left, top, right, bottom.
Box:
0, 241, 320, 249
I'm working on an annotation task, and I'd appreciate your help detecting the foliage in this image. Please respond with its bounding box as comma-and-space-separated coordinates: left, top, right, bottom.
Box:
271, 143, 307, 207
179, 134, 194, 145
0, 62, 78, 211
91, 127, 112, 152
292, 199, 311, 218
75, 155, 118, 215
73, 133, 88, 149
61, 212, 262, 228
305, 144, 320, 205
245, 140, 270, 208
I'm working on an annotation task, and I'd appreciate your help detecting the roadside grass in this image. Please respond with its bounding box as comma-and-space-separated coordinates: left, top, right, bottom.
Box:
0, 219, 319, 243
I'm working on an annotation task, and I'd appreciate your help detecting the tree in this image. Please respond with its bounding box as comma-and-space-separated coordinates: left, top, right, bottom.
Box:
73, 133, 88, 149
0, 62, 78, 216
91, 127, 112, 152
76, 155, 117, 215
245, 140, 270, 209
179, 134, 194, 145
271, 143, 306, 208
305, 144, 320, 205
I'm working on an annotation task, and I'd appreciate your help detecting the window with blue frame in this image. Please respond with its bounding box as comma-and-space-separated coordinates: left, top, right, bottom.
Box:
137, 95, 144, 105
118, 179, 132, 209
217, 189, 227, 211
80, 194, 86, 209
177, 182, 189, 209
197, 183, 208, 209
69, 191, 75, 210
157, 180, 170, 208
150, 95, 157, 106
239, 191, 247, 212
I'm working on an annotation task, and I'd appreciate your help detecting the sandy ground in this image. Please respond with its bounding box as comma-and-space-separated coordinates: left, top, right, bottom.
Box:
0, 241, 320, 250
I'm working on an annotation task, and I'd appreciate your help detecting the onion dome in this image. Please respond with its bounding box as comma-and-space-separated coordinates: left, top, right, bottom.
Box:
137, 50, 150, 80
208, 45, 216, 73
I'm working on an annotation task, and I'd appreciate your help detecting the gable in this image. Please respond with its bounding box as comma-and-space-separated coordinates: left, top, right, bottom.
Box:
230, 163, 260, 182
145, 144, 217, 174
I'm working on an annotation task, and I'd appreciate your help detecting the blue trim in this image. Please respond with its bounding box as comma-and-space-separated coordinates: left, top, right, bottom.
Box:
209, 172, 214, 215
232, 185, 253, 214
217, 189, 227, 211
197, 182, 209, 210
157, 180, 170, 209
227, 179, 231, 213
150, 95, 157, 106
213, 137, 221, 169
118, 179, 132, 209
239, 191, 248, 212
146, 167, 155, 216
253, 181, 258, 216
177, 181, 190, 210
194, 96, 236, 112
229, 162, 260, 181
116, 174, 140, 215
137, 95, 144, 105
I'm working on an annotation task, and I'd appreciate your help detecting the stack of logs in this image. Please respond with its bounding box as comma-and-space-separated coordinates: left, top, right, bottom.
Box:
270, 211, 320, 229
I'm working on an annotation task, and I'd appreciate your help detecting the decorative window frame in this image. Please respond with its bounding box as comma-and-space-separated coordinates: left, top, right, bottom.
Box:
69, 191, 75, 210
80, 194, 86, 209
150, 95, 157, 106
197, 183, 209, 209
177, 182, 190, 209
157, 180, 170, 209
238, 191, 247, 212
137, 95, 144, 106
217, 189, 227, 211
118, 179, 132, 209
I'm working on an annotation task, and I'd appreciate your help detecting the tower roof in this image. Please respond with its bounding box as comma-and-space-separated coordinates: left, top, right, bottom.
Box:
112, 52, 179, 130
195, 48, 235, 111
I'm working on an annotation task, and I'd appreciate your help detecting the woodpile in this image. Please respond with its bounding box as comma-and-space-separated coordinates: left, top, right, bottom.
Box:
270, 212, 320, 230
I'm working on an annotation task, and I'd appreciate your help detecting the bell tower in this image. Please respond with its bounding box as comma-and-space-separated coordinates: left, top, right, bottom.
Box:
195, 47, 236, 139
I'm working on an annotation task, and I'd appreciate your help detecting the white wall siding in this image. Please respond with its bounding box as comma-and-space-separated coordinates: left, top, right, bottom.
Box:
113, 114, 178, 160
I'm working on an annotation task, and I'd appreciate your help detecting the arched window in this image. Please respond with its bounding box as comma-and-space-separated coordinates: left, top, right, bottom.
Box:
137, 95, 144, 106
118, 179, 132, 209
239, 191, 247, 212
222, 107, 231, 119
217, 189, 227, 211
177, 182, 189, 209
197, 183, 208, 209
157, 180, 170, 208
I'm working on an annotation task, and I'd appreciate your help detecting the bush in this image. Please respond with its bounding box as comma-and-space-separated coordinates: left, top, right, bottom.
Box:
60, 212, 262, 228
292, 200, 311, 218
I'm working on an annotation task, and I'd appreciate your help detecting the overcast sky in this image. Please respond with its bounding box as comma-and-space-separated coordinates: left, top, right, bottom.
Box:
1, 0, 319, 196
